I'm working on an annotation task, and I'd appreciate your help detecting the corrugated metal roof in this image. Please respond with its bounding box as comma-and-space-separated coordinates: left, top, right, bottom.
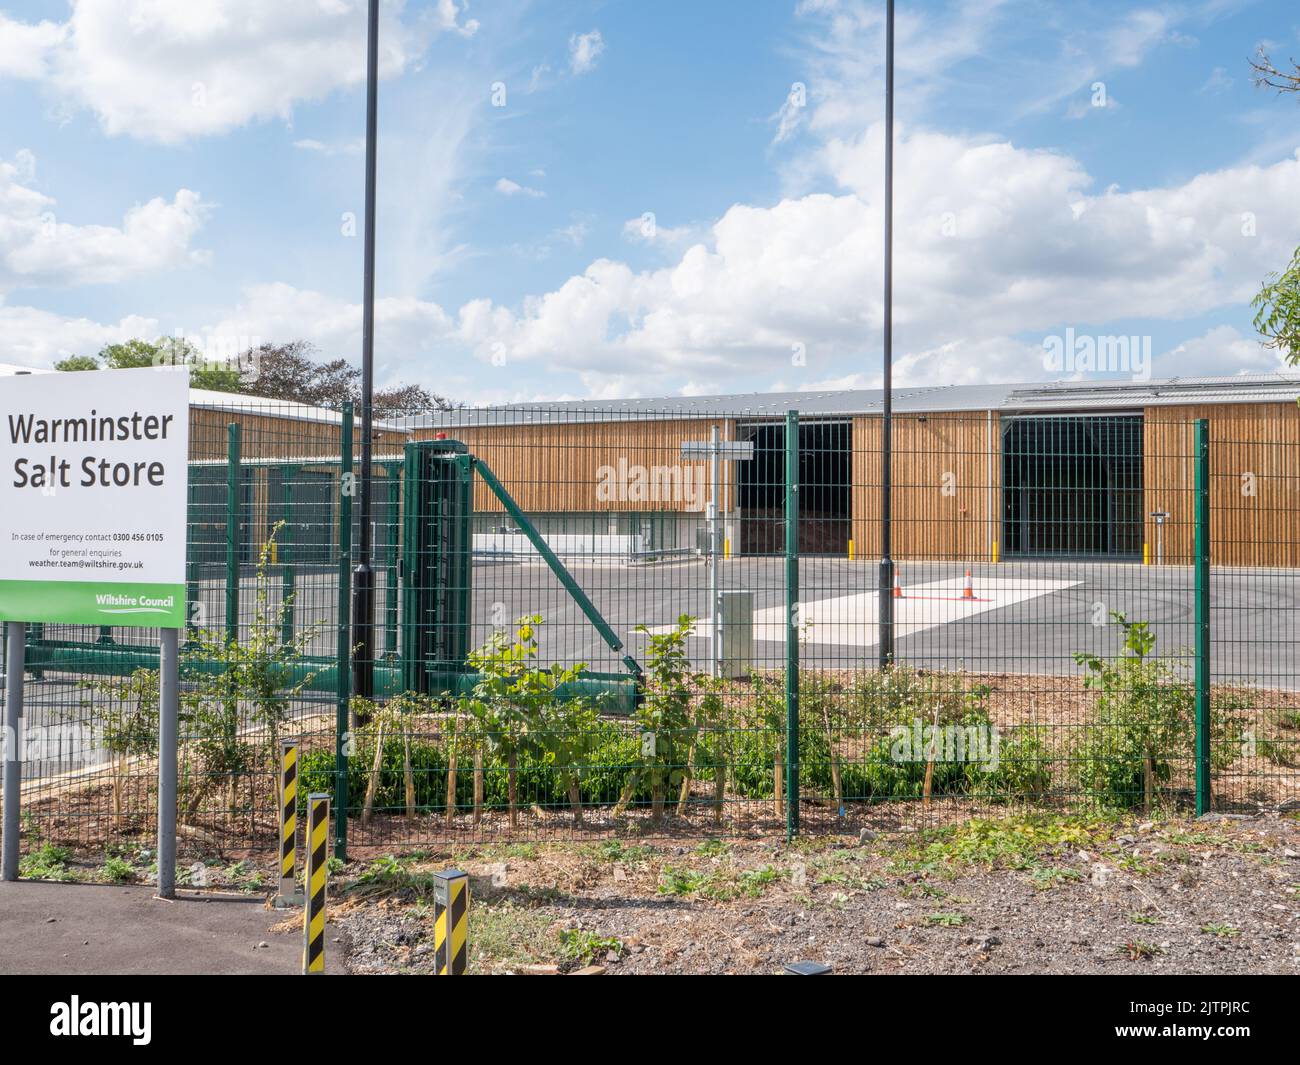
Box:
187, 388, 409, 432
398, 372, 1300, 428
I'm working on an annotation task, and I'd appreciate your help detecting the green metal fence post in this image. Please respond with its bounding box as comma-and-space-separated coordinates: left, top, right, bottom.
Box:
785, 409, 800, 839
1194, 418, 1211, 816
384, 467, 400, 657
279, 465, 297, 647
335, 404, 354, 860
225, 423, 241, 647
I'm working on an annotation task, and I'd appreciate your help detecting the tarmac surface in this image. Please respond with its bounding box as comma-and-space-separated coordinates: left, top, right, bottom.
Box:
0, 881, 330, 975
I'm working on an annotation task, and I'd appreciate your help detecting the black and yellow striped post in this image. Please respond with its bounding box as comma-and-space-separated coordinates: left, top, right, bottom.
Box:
433, 869, 469, 975
275, 739, 304, 907
302, 793, 329, 975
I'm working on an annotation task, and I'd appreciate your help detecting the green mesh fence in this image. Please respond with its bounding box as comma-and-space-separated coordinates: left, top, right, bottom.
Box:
7, 400, 1297, 861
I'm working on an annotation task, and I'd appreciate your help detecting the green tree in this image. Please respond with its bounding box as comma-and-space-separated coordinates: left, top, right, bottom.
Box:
1253, 246, 1300, 365
237, 340, 455, 413
53, 354, 100, 372
55, 337, 241, 391
1249, 50, 1300, 369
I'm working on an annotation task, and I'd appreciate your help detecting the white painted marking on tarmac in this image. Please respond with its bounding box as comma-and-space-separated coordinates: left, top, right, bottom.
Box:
651, 577, 1081, 647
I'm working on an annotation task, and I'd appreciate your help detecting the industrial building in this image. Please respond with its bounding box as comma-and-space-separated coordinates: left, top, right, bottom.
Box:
405, 373, 1300, 567
10, 364, 1294, 568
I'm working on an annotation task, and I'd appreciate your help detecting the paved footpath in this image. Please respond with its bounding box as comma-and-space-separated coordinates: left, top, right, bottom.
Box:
0, 881, 340, 975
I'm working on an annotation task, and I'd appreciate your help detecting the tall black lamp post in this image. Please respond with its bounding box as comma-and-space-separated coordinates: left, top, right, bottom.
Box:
353, 0, 380, 701
878, 0, 895, 670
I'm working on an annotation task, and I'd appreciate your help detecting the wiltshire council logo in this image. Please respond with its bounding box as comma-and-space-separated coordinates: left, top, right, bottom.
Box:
95, 591, 176, 615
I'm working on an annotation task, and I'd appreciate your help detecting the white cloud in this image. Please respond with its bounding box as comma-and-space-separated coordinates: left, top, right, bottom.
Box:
1200, 66, 1234, 94
528, 64, 552, 93
0, 151, 209, 291
621, 215, 698, 249
495, 177, 545, 198
292, 137, 364, 156
443, 130, 1300, 396
0, 304, 161, 368
0, 13, 63, 79
555, 221, 589, 247
568, 30, 605, 75
1153, 325, 1286, 378
0, 0, 477, 143
203, 281, 460, 387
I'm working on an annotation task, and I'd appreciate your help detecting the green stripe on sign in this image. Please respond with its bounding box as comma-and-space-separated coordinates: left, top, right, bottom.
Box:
0, 580, 186, 627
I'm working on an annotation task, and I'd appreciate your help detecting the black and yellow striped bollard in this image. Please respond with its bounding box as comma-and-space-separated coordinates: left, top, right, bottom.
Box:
433, 870, 469, 975
275, 739, 304, 907
302, 792, 330, 975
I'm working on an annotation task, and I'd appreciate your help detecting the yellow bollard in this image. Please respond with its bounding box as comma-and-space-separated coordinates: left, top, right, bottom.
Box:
275, 739, 304, 907
302, 793, 329, 974
848, 539, 855, 561
434, 870, 470, 975
1143, 542, 1150, 565
723, 537, 731, 560
990, 541, 999, 565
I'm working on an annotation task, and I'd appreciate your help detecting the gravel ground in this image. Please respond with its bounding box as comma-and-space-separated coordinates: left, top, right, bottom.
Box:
327, 809, 1300, 975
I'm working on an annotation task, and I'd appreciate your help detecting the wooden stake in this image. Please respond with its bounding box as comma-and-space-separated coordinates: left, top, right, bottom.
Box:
361, 721, 385, 825
921, 700, 941, 810
507, 749, 518, 828
403, 728, 416, 819
445, 741, 458, 825
821, 702, 843, 812
472, 746, 484, 824
774, 748, 785, 818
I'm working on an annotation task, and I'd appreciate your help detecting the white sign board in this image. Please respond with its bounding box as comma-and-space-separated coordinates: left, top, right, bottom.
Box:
0, 367, 190, 626
679, 440, 754, 460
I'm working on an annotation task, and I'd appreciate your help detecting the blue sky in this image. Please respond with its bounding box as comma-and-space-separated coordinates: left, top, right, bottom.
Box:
1, 0, 1299, 403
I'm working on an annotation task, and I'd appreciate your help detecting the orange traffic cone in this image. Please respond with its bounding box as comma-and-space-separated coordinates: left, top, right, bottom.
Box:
961, 568, 975, 600
893, 574, 904, 598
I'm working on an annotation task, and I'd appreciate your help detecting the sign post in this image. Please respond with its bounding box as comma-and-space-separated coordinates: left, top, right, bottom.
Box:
681, 436, 754, 677
0, 367, 189, 889
2, 622, 22, 881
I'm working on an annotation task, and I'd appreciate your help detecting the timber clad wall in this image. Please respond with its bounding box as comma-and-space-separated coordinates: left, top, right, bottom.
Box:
1145, 402, 1300, 567
850, 413, 999, 562
188, 405, 406, 561
188, 407, 405, 461
186, 398, 1300, 567
411, 419, 736, 514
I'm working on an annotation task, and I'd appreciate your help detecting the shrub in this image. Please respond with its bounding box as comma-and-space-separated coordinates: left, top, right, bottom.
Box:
1071, 612, 1245, 809
297, 718, 653, 816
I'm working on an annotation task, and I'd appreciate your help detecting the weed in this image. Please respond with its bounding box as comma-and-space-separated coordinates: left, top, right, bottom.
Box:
1029, 865, 1084, 890
1118, 940, 1164, 960
348, 855, 438, 901
658, 865, 711, 896
20, 843, 72, 880
927, 912, 966, 927
737, 866, 780, 897
559, 928, 624, 965
470, 903, 561, 972
595, 840, 655, 864
1200, 921, 1242, 938
895, 815, 1108, 874
100, 856, 135, 883
902, 882, 948, 899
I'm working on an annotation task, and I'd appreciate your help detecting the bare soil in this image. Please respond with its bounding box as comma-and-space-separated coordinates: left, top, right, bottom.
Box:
326, 809, 1300, 975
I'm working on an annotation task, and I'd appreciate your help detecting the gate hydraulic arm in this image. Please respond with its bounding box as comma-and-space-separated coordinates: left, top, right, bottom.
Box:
473, 458, 643, 681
